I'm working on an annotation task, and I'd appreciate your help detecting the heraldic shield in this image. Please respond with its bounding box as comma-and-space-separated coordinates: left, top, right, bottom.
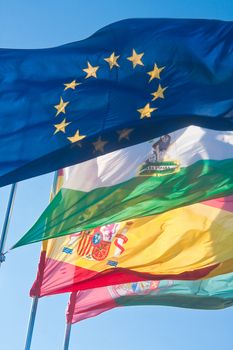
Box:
72, 223, 121, 261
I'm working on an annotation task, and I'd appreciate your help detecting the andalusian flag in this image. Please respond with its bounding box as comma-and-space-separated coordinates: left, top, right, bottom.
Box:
0, 19, 233, 187
66, 273, 233, 324
30, 195, 233, 297
15, 126, 233, 247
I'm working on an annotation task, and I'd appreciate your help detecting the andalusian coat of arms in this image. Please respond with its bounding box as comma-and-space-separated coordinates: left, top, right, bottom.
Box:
138, 134, 180, 176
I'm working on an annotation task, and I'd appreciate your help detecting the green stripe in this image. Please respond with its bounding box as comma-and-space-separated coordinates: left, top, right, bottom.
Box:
115, 294, 233, 310
115, 276, 233, 310
14, 159, 233, 248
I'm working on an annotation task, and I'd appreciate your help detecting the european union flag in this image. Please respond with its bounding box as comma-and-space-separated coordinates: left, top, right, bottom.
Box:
0, 18, 233, 187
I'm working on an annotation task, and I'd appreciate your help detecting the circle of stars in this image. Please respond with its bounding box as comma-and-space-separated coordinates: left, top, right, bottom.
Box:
53, 48, 168, 153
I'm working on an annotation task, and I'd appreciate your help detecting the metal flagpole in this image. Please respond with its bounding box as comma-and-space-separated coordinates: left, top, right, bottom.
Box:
24, 297, 39, 350
23, 170, 59, 350
0, 183, 17, 265
63, 323, 72, 350
63, 291, 76, 350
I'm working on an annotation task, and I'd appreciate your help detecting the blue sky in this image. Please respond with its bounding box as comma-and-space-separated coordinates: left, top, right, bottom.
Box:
0, 1, 233, 349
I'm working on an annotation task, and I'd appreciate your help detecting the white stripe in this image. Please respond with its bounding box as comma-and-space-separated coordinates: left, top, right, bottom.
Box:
63, 126, 233, 191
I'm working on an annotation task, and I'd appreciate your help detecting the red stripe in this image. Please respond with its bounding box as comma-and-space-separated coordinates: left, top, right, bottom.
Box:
30, 250, 47, 297
85, 240, 92, 256
82, 237, 92, 256
76, 239, 83, 255
30, 256, 219, 297
202, 196, 233, 212
77, 235, 87, 255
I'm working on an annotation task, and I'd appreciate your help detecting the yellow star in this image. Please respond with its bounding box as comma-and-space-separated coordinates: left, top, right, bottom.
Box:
147, 64, 165, 82
137, 103, 157, 119
127, 49, 144, 68
117, 128, 134, 141
92, 136, 108, 153
54, 97, 69, 116
104, 52, 120, 69
64, 80, 81, 90
67, 130, 86, 143
54, 118, 71, 134
151, 84, 167, 101
83, 62, 99, 79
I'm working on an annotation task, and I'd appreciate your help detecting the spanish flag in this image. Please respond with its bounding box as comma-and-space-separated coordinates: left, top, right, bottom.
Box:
31, 195, 233, 297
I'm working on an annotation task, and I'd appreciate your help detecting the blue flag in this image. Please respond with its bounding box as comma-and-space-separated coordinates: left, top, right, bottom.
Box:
0, 18, 233, 187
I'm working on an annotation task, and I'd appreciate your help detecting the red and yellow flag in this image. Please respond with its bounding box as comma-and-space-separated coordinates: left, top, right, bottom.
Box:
31, 195, 233, 297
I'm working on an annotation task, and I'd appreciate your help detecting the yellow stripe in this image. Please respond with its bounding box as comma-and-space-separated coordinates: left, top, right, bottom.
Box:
44, 201, 233, 277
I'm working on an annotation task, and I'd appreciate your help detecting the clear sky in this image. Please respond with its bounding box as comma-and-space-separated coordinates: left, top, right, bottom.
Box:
0, 1, 233, 349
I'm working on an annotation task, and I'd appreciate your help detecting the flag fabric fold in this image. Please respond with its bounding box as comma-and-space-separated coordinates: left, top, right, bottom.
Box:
1, 18, 233, 187
66, 273, 233, 324
15, 126, 233, 248
30, 196, 233, 297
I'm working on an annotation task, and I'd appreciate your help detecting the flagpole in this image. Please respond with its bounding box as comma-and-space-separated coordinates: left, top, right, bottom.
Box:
63, 323, 72, 350
24, 297, 38, 350
0, 183, 17, 264
24, 170, 59, 350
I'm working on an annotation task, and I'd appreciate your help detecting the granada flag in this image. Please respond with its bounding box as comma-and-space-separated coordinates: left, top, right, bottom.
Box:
66, 273, 233, 324
30, 195, 233, 297
15, 126, 233, 248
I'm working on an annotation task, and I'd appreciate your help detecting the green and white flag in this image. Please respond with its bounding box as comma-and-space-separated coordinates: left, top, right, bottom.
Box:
14, 126, 233, 248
